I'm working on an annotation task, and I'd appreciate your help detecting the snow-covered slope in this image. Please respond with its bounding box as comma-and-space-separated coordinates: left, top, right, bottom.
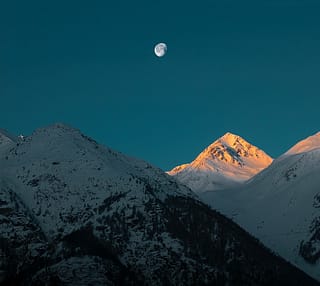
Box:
201, 131, 320, 281
0, 129, 16, 155
168, 132, 273, 193
285, 132, 320, 156
0, 123, 317, 285
1, 124, 197, 240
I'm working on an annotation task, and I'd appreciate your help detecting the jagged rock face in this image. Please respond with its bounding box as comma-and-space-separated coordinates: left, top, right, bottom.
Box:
168, 132, 273, 193
300, 216, 320, 264
299, 190, 320, 265
0, 184, 46, 285
0, 124, 318, 285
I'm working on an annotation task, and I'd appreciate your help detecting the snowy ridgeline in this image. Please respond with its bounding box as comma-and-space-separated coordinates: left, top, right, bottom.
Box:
182, 132, 320, 282
0, 123, 318, 285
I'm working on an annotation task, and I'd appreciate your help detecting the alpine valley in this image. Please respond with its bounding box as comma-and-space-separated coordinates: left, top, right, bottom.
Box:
170, 131, 320, 282
0, 124, 318, 285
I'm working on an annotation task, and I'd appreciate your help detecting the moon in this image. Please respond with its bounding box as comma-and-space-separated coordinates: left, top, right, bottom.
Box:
154, 43, 167, 57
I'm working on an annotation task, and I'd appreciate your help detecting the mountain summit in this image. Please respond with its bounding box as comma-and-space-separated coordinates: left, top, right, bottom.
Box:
201, 131, 320, 281
284, 131, 320, 156
168, 132, 273, 193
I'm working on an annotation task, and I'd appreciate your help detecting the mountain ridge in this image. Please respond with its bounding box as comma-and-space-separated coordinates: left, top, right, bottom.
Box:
284, 131, 320, 156
0, 124, 317, 285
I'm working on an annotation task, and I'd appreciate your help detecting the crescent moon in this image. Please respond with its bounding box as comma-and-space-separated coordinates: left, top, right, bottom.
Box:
154, 43, 167, 57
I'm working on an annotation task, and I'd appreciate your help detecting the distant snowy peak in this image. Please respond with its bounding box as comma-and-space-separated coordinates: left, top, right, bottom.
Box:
193, 132, 272, 169
168, 132, 273, 192
169, 132, 272, 176
285, 131, 320, 156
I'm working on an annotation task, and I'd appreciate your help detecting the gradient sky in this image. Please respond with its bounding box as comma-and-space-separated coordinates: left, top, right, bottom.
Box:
1, 0, 320, 170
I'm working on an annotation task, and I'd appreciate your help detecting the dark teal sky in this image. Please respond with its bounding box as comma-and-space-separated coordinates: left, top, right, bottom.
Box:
1, 0, 320, 170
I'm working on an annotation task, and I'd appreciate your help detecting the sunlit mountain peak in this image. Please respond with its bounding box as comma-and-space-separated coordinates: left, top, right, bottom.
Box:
168, 132, 273, 193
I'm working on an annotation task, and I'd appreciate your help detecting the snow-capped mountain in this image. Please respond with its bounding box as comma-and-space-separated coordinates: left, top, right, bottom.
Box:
168, 132, 273, 193
0, 124, 317, 285
201, 131, 320, 281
